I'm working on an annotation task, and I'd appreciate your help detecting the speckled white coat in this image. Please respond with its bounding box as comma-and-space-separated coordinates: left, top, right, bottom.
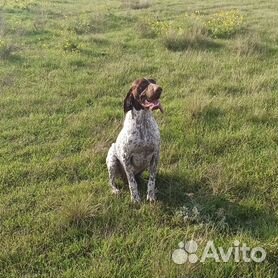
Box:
106, 108, 160, 202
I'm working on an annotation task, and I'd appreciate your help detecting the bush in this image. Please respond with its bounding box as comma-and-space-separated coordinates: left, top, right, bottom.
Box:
207, 10, 244, 38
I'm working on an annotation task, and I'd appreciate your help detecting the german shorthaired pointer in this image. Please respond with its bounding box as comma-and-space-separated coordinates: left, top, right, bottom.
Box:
106, 78, 163, 202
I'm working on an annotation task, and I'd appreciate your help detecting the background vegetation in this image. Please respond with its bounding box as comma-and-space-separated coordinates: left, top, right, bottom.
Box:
1, 0, 278, 277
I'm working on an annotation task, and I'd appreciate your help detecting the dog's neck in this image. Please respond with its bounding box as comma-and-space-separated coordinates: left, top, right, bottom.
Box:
133, 107, 151, 120
124, 108, 153, 125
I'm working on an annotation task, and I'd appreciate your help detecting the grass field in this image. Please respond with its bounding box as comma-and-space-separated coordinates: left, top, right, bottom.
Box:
1, 0, 278, 277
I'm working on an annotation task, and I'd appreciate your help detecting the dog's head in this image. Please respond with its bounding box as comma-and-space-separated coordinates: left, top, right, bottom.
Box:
124, 78, 163, 113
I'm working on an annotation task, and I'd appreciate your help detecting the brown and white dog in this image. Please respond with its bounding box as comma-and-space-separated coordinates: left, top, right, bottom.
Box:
106, 78, 163, 202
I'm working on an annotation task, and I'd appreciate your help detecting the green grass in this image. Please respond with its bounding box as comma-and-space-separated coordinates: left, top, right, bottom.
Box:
1, 0, 278, 277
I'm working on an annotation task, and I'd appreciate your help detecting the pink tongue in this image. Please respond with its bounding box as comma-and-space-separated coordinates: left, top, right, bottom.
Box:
150, 102, 163, 112
145, 100, 163, 112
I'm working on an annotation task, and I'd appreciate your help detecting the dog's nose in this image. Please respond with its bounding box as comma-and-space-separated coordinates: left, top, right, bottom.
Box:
152, 84, 160, 91
154, 86, 162, 98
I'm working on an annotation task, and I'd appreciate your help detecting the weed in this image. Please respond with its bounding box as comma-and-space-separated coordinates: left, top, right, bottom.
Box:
63, 39, 79, 52
207, 10, 244, 38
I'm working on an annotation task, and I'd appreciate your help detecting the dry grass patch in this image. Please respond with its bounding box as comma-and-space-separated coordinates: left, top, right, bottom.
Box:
231, 33, 267, 57
203, 163, 228, 195
162, 24, 219, 51
136, 19, 156, 38
185, 96, 216, 120
0, 39, 17, 59
59, 196, 101, 227
123, 0, 152, 9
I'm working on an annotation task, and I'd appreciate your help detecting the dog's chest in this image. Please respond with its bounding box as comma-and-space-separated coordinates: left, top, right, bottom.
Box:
126, 111, 159, 148
116, 110, 160, 156
125, 114, 159, 171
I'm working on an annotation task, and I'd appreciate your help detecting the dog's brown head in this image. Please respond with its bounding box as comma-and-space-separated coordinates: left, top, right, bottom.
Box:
124, 78, 163, 113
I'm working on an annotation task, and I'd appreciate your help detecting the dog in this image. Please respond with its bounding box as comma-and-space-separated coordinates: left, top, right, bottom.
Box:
106, 78, 163, 202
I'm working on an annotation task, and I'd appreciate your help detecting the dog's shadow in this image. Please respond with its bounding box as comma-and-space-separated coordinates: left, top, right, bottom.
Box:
147, 171, 278, 239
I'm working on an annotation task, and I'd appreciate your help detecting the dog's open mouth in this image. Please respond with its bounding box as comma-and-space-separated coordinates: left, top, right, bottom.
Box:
143, 99, 163, 112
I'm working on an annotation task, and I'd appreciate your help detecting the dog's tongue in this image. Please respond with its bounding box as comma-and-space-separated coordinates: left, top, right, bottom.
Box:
150, 101, 164, 113
145, 100, 164, 113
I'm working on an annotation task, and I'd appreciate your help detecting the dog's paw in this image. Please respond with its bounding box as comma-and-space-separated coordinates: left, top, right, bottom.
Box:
112, 187, 121, 195
131, 194, 141, 203
147, 192, 156, 202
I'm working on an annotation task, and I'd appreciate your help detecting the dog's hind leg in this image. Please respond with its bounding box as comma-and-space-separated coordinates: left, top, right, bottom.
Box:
106, 143, 121, 194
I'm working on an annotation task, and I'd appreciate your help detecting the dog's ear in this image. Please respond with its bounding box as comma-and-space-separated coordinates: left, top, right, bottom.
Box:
148, 79, 156, 84
123, 88, 133, 113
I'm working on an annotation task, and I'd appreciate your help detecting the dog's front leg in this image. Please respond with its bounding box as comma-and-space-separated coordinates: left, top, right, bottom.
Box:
147, 153, 159, 202
122, 157, 141, 203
